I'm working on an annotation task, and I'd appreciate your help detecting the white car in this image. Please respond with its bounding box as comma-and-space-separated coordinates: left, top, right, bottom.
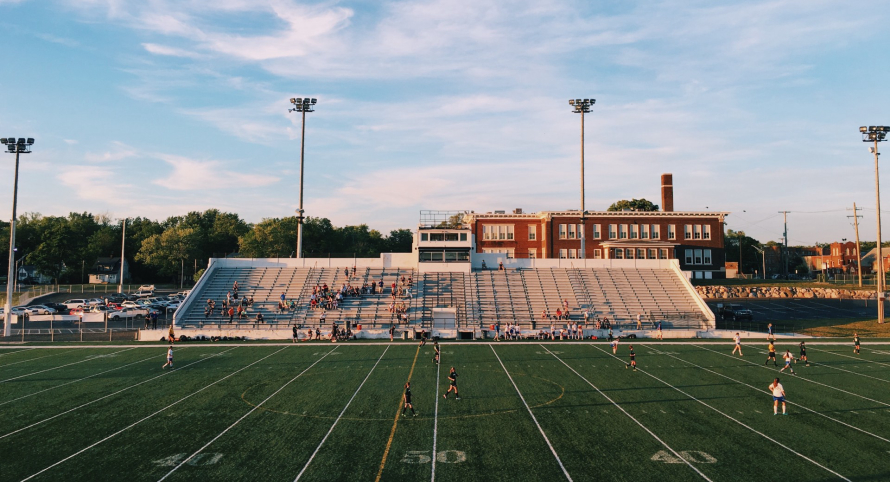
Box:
0, 307, 32, 319
62, 299, 89, 309
121, 301, 141, 309
108, 307, 147, 320
27, 305, 57, 315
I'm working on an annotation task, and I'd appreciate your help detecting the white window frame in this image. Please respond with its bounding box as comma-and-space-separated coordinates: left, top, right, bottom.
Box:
528, 248, 537, 259
567, 223, 576, 239
703, 224, 711, 240
614, 248, 624, 259
640, 224, 649, 239
703, 249, 712, 264
619, 224, 628, 239
659, 248, 669, 260
629, 224, 638, 239
685, 249, 693, 264
693, 224, 701, 240
593, 224, 601, 239
593, 249, 602, 259
651, 224, 660, 239
684, 224, 692, 240
668, 224, 675, 240
647, 248, 657, 259
528, 225, 536, 241
559, 224, 567, 239
568, 249, 577, 259
609, 224, 617, 239
559, 249, 567, 259
694, 249, 703, 264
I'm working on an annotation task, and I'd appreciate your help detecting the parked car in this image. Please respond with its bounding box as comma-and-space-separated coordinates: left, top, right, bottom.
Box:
62, 299, 90, 309
0, 307, 32, 319
27, 305, 57, 315
719, 304, 753, 321
42, 302, 69, 314
108, 307, 148, 321
121, 301, 141, 309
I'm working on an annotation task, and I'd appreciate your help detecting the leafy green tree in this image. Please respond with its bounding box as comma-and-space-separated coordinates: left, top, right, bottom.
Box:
384, 229, 414, 252
607, 199, 659, 212
136, 226, 201, 281
239, 217, 300, 258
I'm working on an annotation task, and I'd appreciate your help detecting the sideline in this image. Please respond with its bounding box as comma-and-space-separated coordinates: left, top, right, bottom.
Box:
22, 347, 290, 481
431, 350, 441, 482
808, 346, 890, 369
491, 344, 572, 482
542, 345, 712, 481
294, 346, 390, 481
0, 347, 237, 441
591, 345, 851, 482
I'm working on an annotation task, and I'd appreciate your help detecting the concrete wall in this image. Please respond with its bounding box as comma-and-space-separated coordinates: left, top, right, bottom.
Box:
470, 256, 681, 270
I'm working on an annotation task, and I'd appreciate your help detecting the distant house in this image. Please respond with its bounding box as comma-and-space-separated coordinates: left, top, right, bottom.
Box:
88, 257, 129, 284
803, 241, 863, 275
16, 265, 52, 285
860, 247, 889, 276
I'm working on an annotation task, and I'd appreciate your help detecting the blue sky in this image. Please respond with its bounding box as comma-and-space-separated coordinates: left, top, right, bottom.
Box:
0, 0, 888, 246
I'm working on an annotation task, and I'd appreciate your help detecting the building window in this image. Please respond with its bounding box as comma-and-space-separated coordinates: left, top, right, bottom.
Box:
528, 225, 536, 241
629, 224, 638, 239
445, 233, 459, 241
483, 225, 513, 240
460, 233, 467, 241
528, 248, 537, 259
609, 224, 617, 239
659, 248, 668, 259
684, 225, 692, 240
594, 249, 602, 259
593, 224, 601, 239
421, 233, 428, 241
619, 224, 628, 239
568, 249, 577, 259
693, 225, 701, 240
685, 249, 693, 264
559, 224, 567, 239
625, 248, 633, 259
567, 223, 576, 239
651, 224, 660, 239
668, 225, 675, 240
647, 248, 657, 259
483, 248, 514, 258
559, 249, 567, 259
703, 225, 711, 240
614, 249, 624, 259
637, 248, 645, 259
640, 224, 649, 239
703, 249, 712, 264
694, 249, 703, 264
577, 224, 583, 239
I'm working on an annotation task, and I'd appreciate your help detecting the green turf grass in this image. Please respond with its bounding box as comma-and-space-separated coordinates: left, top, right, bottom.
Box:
3, 342, 890, 481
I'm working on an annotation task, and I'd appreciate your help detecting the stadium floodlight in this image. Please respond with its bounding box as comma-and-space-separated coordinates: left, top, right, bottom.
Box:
288, 97, 318, 259
861, 125, 889, 324
3, 136, 33, 337
569, 97, 596, 260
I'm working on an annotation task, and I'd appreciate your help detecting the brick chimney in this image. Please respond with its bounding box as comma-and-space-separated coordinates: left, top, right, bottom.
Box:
661, 174, 673, 212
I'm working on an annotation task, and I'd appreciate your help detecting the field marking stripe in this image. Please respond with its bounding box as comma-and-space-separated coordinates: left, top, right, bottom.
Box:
646, 348, 890, 444
695, 344, 890, 408
491, 344, 573, 482
746, 347, 890, 385
542, 346, 713, 481
22, 347, 288, 481
294, 346, 390, 481
591, 345, 852, 482
431, 353, 441, 482
0, 350, 162, 407
158, 346, 337, 481
374, 345, 421, 482
0, 349, 76, 368
809, 347, 890, 369
0, 347, 236, 441
0, 348, 34, 358
0, 347, 137, 383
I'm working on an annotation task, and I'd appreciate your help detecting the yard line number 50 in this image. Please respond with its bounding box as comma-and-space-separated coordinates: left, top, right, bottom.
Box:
402, 450, 466, 464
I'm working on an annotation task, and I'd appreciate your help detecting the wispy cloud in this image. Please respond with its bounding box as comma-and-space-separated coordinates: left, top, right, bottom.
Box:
153, 154, 280, 190
84, 141, 138, 162
142, 43, 202, 58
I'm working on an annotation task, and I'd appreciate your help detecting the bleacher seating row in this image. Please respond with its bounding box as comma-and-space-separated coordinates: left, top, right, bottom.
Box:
176, 266, 709, 329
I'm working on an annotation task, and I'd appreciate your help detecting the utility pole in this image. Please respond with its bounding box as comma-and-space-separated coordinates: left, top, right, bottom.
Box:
778, 211, 790, 278
861, 126, 888, 324
848, 203, 863, 288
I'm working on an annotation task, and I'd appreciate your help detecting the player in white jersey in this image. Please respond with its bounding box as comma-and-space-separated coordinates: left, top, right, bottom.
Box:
768, 377, 786, 415
162, 345, 173, 369
779, 350, 795, 374
732, 333, 743, 356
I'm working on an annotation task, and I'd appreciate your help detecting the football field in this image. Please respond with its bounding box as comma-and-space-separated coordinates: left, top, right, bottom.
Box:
0, 340, 888, 481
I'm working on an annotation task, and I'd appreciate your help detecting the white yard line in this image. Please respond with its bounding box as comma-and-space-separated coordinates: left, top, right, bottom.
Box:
0, 348, 34, 358
648, 348, 890, 444
157, 346, 339, 481
0, 347, 237, 441
745, 347, 890, 385
695, 345, 890, 408
0, 351, 162, 407
0, 349, 75, 368
0, 347, 137, 383
490, 344, 573, 482
541, 345, 713, 481
591, 345, 851, 482
22, 347, 289, 481
294, 346, 390, 482
808, 347, 890, 369
431, 352, 441, 482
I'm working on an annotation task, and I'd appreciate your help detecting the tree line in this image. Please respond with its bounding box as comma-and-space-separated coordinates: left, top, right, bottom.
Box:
0, 210, 413, 285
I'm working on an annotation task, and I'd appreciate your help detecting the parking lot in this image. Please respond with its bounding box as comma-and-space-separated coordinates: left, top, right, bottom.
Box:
706, 298, 877, 322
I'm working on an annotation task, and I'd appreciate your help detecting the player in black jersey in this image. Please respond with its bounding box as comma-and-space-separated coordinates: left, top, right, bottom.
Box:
402, 382, 417, 417
433, 341, 440, 365
854, 333, 861, 354
443, 367, 460, 399
626, 345, 636, 370
798, 341, 809, 366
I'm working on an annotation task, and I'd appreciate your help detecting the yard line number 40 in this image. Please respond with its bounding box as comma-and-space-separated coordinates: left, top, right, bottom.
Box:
651, 450, 717, 464
402, 450, 467, 464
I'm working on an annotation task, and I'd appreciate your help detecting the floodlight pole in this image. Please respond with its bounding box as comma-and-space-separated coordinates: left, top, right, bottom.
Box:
3, 138, 33, 337
290, 97, 317, 259
118, 218, 127, 294
570, 98, 595, 260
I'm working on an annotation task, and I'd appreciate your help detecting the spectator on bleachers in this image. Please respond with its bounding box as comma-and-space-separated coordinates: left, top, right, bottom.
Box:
378, 279, 384, 293
228, 307, 234, 323
257, 313, 265, 323
226, 291, 232, 305
498, 261, 504, 270
344, 267, 349, 278
352, 266, 357, 277
481, 260, 487, 269
320, 309, 327, 324
555, 308, 562, 321
550, 323, 555, 340
238, 305, 246, 320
